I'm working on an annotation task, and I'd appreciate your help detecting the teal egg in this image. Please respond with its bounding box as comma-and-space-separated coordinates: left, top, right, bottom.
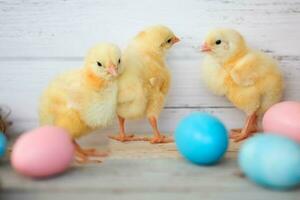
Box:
175, 112, 228, 165
0, 132, 7, 157
239, 134, 300, 190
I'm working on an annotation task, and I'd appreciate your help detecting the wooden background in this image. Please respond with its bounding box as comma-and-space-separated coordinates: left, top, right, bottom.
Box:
1, 0, 300, 136
1, 1, 300, 199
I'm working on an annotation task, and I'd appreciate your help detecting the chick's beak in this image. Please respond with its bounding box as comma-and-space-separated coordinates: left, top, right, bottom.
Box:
107, 64, 118, 77
201, 42, 211, 52
172, 36, 180, 44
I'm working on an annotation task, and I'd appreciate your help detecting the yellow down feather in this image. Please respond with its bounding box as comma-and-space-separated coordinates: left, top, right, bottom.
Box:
117, 25, 178, 120
39, 43, 122, 138
201, 28, 284, 116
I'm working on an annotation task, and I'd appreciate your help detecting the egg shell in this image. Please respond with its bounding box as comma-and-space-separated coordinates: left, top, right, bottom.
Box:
263, 101, 300, 143
0, 132, 7, 157
239, 134, 300, 190
11, 126, 75, 178
175, 112, 228, 165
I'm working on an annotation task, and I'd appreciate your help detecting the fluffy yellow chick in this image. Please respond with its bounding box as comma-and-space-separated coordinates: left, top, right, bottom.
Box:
201, 28, 283, 142
39, 43, 122, 162
109, 25, 180, 143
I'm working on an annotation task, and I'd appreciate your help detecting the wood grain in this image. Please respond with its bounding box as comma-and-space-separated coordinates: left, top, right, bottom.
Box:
1, 0, 300, 198
1, 153, 300, 200
0, 0, 300, 58
1, 0, 300, 135
0, 56, 300, 134
1, 56, 300, 109
1, 137, 299, 199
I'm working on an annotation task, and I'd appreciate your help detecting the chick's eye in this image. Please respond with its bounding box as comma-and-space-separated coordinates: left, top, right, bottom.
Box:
118, 59, 121, 64
215, 40, 222, 45
167, 38, 172, 43
97, 61, 102, 67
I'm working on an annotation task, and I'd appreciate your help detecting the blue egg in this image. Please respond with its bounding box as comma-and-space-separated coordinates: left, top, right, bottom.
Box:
239, 134, 300, 190
175, 112, 228, 165
0, 132, 7, 157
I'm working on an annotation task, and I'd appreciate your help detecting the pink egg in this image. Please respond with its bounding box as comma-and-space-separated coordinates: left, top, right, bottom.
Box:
263, 101, 300, 143
11, 126, 75, 178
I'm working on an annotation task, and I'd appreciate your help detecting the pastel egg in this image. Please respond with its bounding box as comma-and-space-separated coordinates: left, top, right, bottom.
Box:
239, 134, 300, 190
263, 101, 300, 142
0, 132, 7, 157
11, 126, 75, 178
175, 112, 228, 165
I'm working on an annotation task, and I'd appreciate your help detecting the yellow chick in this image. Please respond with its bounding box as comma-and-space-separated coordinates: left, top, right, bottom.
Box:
109, 25, 180, 143
39, 43, 122, 162
201, 28, 283, 142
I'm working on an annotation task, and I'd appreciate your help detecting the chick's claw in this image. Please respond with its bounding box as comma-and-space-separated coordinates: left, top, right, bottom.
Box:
230, 130, 242, 139
75, 151, 102, 164
80, 148, 109, 157
231, 134, 249, 143
230, 130, 253, 142
109, 134, 148, 142
150, 135, 174, 144
230, 128, 243, 134
73, 141, 108, 163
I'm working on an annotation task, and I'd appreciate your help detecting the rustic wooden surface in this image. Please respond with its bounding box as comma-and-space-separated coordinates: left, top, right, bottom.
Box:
1, 138, 300, 200
1, 0, 300, 136
1, 0, 300, 199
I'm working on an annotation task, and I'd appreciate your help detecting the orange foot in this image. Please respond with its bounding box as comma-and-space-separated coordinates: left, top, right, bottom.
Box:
75, 148, 108, 164
230, 129, 255, 142
230, 123, 260, 142
150, 135, 174, 144
80, 148, 108, 157
230, 127, 260, 135
109, 134, 148, 142
73, 141, 108, 164
230, 113, 258, 142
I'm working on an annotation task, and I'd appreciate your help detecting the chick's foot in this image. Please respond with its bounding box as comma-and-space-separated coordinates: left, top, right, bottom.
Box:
110, 116, 148, 142
147, 116, 174, 144
73, 141, 108, 164
230, 129, 255, 142
230, 113, 258, 142
109, 134, 148, 142
75, 151, 102, 164
150, 135, 174, 144
79, 148, 108, 157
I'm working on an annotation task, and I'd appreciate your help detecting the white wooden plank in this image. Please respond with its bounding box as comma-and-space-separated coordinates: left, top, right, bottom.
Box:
0, 0, 299, 57
5, 107, 246, 136
1, 131, 299, 199
0, 57, 299, 114
1, 58, 299, 135
1, 156, 300, 200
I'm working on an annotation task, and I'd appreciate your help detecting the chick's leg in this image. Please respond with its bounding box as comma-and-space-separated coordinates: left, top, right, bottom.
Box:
109, 116, 147, 142
73, 140, 108, 164
148, 116, 173, 144
230, 112, 258, 142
